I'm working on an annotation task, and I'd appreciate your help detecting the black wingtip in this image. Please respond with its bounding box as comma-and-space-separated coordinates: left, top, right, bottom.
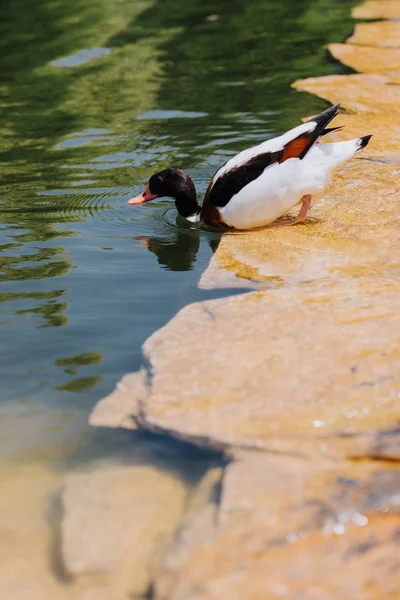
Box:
358, 134, 372, 150
309, 103, 340, 126
298, 104, 341, 160
327, 103, 341, 115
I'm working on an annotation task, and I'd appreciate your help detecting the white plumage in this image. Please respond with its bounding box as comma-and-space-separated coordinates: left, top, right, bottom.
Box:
220, 138, 365, 230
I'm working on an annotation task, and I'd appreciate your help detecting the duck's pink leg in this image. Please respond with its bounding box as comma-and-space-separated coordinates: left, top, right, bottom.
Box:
293, 194, 311, 224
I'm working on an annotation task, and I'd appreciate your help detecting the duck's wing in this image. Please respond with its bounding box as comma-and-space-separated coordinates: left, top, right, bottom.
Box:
201, 104, 340, 226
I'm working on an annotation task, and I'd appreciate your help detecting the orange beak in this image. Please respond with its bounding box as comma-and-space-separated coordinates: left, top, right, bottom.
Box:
134, 236, 150, 248
127, 185, 158, 205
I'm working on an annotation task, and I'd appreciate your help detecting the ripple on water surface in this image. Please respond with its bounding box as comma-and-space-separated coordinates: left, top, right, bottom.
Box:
50, 47, 112, 67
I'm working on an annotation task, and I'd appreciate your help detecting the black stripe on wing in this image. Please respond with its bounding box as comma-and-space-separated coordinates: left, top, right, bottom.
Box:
204, 149, 283, 209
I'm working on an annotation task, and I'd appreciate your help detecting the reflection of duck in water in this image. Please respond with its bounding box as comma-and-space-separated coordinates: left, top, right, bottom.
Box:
128, 104, 371, 229
134, 229, 220, 271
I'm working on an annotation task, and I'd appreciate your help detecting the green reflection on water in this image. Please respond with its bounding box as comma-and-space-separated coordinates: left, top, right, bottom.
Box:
56, 351, 102, 367
55, 375, 103, 392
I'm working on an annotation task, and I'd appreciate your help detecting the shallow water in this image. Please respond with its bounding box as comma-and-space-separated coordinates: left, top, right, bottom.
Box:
0, 0, 357, 588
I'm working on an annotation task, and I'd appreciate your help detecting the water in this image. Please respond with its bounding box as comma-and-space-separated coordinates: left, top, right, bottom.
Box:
0, 0, 357, 582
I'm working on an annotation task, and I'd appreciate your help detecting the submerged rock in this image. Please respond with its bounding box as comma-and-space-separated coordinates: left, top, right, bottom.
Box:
60, 438, 206, 600
62, 460, 187, 598
154, 453, 400, 600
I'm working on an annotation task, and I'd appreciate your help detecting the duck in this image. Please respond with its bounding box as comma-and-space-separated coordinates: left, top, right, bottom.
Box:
128, 104, 371, 230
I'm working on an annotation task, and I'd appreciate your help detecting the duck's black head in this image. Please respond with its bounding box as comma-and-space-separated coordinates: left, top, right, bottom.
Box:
128, 168, 200, 219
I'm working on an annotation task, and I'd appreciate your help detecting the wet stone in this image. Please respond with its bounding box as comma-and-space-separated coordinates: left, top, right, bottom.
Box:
153, 453, 400, 600
352, 0, 400, 20
329, 43, 400, 75
348, 21, 400, 48
89, 371, 148, 430
61, 446, 190, 599
349, 427, 400, 461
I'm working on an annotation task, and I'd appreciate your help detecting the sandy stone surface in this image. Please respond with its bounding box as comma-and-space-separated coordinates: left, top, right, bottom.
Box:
137, 276, 400, 457
294, 72, 399, 117
353, 0, 400, 19
348, 21, 400, 48
0, 464, 70, 600
62, 457, 187, 599
329, 42, 400, 74
89, 371, 148, 430
91, 2, 400, 598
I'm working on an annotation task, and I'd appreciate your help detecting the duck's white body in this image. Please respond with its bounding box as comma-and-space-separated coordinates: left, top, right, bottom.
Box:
200, 104, 371, 229
128, 104, 371, 229
219, 138, 363, 230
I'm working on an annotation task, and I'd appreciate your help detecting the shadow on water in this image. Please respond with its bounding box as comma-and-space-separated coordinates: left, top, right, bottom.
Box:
133, 212, 223, 272
134, 230, 202, 272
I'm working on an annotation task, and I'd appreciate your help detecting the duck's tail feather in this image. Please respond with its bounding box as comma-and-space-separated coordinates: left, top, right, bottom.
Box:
277, 106, 370, 168
307, 103, 341, 128
297, 103, 341, 159
320, 125, 344, 137
358, 134, 372, 151
311, 134, 372, 168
